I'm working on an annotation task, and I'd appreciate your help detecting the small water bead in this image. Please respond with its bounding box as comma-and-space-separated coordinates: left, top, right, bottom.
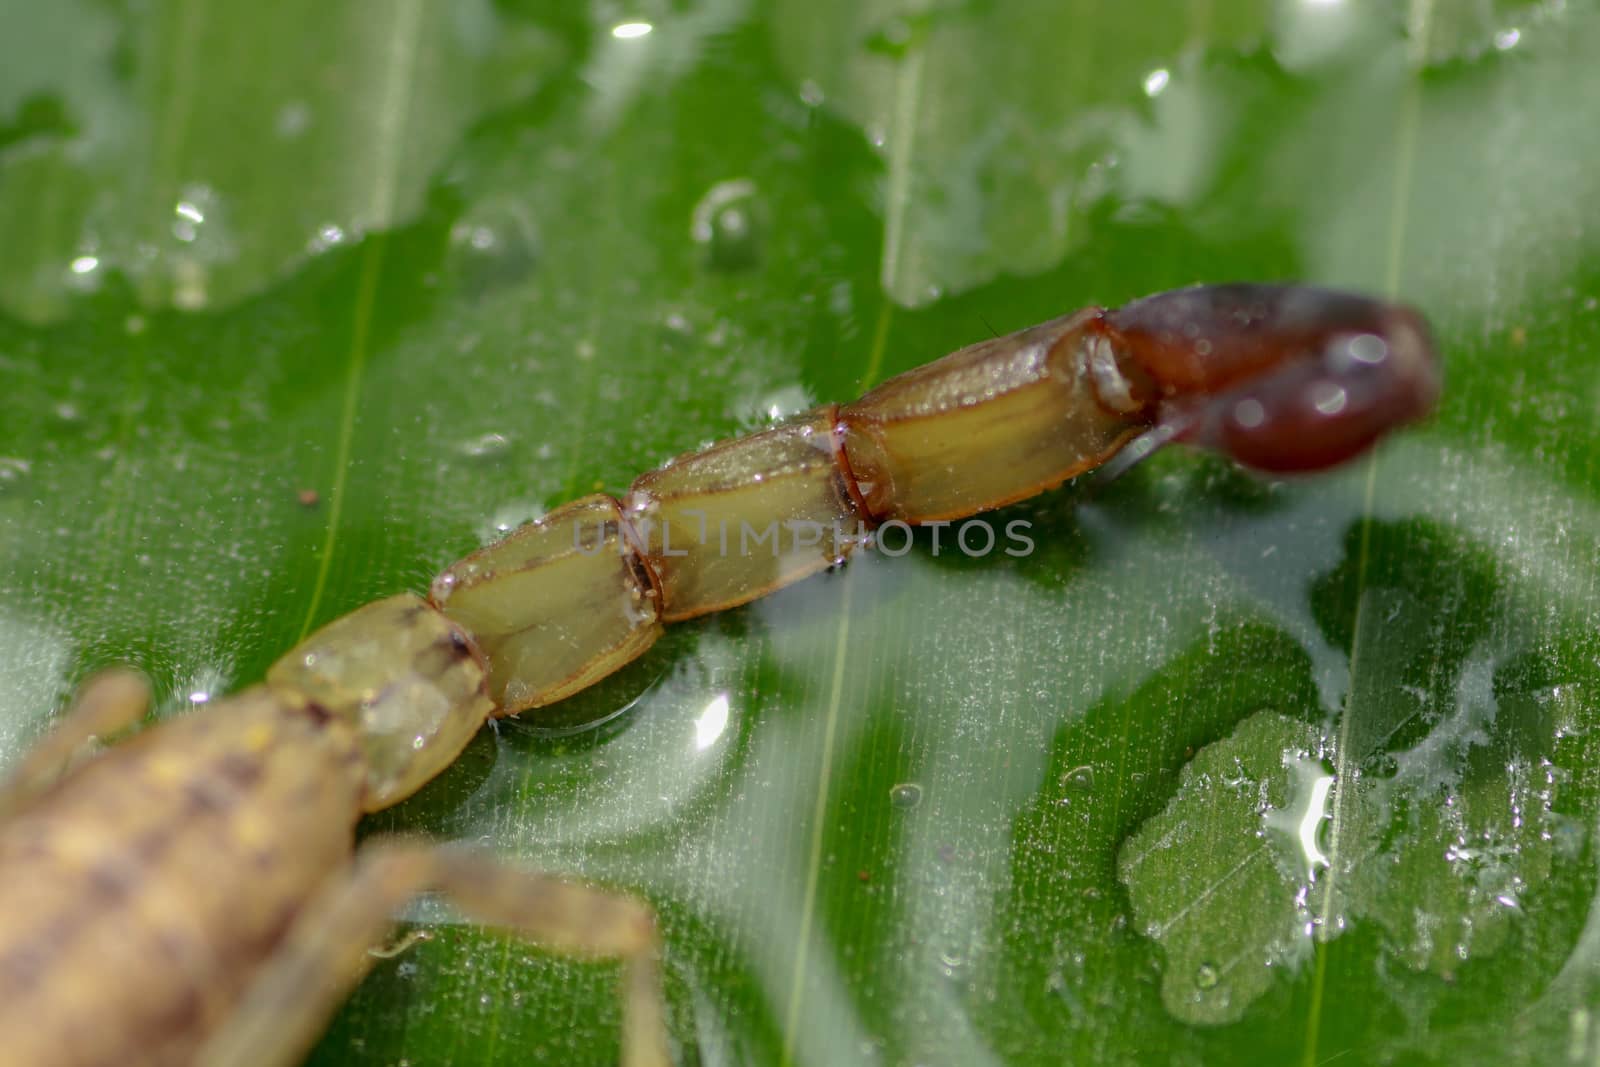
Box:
1232, 398, 1267, 429
864, 15, 916, 57
736, 383, 813, 431
66, 254, 102, 293
476, 500, 544, 545
1310, 381, 1349, 416
306, 223, 349, 255
456, 432, 512, 462
446, 197, 541, 293
1063, 764, 1096, 792
690, 179, 764, 272
1194, 962, 1219, 990
0, 457, 32, 493
889, 782, 923, 809
275, 101, 311, 139
172, 192, 210, 244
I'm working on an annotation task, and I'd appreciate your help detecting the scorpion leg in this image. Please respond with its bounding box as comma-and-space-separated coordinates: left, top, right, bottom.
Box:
196, 840, 670, 1067
0, 669, 149, 816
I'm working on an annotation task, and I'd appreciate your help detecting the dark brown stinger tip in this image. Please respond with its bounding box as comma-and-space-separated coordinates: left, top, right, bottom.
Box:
1103, 284, 1442, 473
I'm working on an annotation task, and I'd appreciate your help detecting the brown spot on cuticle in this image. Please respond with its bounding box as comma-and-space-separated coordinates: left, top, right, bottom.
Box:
0, 911, 94, 1000
147, 982, 204, 1045
183, 775, 234, 815
215, 752, 263, 790
0, 944, 46, 997
151, 925, 194, 970
414, 640, 456, 678
85, 859, 137, 903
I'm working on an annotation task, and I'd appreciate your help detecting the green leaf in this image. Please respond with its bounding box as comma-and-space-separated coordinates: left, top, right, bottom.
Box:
4, 2, 1600, 1066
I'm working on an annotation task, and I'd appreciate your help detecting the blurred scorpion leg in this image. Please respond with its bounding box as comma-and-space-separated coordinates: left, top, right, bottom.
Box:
196, 841, 671, 1067
0, 669, 151, 816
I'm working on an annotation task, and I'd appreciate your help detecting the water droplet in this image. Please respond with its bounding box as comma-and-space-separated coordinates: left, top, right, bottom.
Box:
173, 199, 205, 243
276, 101, 311, 139
799, 80, 825, 107
0, 457, 31, 493
447, 197, 541, 294
1194, 962, 1219, 989
864, 15, 916, 57
1309, 381, 1348, 416
890, 782, 923, 809
1064, 764, 1096, 791
1343, 333, 1389, 366
1493, 27, 1521, 50
1264, 756, 1336, 879
690, 179, 764, 272
456, 432, 512, 462
1142, 68, 1170, 96
739, 383, 813, 429
63, 251, 105, 294
1232, 398, 1266, 429
307, 223, 349, 255
476, 500, 543, 545
168, 184, 226, 252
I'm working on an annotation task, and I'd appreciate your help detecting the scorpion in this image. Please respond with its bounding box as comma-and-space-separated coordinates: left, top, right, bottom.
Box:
0, 284, 1440, 1067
